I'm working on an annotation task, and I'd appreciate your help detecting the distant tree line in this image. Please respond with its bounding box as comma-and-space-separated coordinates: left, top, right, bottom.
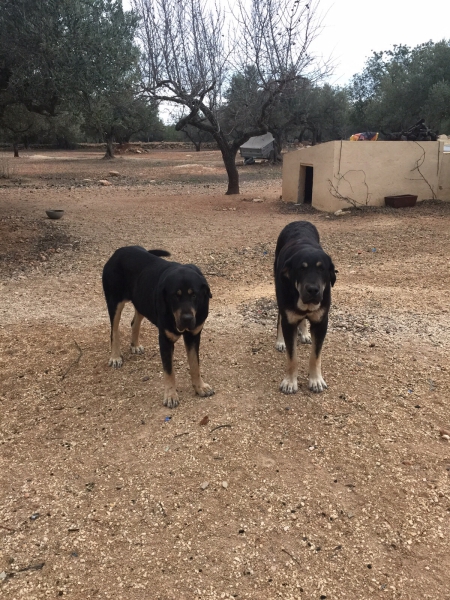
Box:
1, 0, 449, 190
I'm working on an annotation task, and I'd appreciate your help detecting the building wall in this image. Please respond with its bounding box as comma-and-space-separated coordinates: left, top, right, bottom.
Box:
438, 152, 450, 201
282, 140, 449, 212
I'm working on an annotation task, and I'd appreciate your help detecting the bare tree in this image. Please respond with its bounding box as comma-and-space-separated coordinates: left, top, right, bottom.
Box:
133, 0, 327, 194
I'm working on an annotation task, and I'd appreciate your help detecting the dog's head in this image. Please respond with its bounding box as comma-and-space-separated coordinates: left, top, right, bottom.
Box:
163, 267, 212, 333
282, 248, 336, 310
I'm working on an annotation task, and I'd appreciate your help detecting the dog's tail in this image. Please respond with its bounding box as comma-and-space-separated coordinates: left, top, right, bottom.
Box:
147, 249, 171, 257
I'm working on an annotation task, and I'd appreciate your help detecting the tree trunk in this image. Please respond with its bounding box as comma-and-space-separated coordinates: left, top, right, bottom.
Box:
298, 128, 306, 143
13, 142, 19, 158
194, 141, 201, 152
103, 137, 115, 159
213, 133, 240, 194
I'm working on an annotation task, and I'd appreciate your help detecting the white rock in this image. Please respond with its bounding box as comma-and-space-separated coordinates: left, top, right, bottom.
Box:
222, 481, 228, 489
200, 481, 209, 490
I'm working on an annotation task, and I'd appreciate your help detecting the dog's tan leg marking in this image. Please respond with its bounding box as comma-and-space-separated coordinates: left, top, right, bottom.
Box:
165, 329, 181, 343
190, 322, 204, 336
163, 369, 179, 408
276, 313, 286, 352
308, 337, 327, 393
109, 300, 126, 368
299, 319, 312, 344
130, 309, 145, 354
280, 330, 298, 394
185, 344, 214, 397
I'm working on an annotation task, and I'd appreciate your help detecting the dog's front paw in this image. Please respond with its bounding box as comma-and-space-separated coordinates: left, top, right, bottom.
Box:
275, 341, 286, 352
164, 388, 179, 408
108, 356, 123, 368
299, 332, 312, 344
308, 376, 327, 393
130, 344, 144, 355
194, 382, 215, 397
280, 377, 298, 394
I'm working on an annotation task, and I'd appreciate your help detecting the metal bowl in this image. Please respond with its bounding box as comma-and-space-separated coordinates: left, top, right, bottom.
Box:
46, 209, 65, 220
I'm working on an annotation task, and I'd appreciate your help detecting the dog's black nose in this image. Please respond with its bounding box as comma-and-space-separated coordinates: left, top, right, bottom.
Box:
305, 284, 320, 297
180, 313, 196, 330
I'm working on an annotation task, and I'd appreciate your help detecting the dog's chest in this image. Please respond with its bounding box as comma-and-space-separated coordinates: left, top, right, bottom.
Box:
285, 307, 326, 325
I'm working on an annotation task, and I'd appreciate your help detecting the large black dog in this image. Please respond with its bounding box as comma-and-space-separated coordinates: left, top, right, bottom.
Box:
102, 246, 214, 408
274, 221, 336, 394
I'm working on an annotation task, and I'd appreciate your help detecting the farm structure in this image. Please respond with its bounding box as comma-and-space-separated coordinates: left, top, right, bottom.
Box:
282, 140, 450, 211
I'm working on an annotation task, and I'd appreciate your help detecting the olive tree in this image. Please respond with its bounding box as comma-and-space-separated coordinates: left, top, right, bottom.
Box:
0, 0, 142, 158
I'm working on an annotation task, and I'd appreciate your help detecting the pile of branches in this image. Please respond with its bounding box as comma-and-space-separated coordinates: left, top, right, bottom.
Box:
383, 119, 438, 141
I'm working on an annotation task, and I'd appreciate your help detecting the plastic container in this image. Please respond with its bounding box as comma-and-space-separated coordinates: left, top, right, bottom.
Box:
384, 195, 417, 208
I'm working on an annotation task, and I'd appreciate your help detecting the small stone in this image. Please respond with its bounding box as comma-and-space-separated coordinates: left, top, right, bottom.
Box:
439, 428, 450, 438
252, 198, 263, 203
99, 179, 112, 186
0, 572, 7, 581
109, 171, 120, 177
334, 209, 343, 215
222, 481, 228, 489
200, 481, 209, 490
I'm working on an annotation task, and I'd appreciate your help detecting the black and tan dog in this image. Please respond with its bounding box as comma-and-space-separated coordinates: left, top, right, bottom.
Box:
102, 246, 214, 408
274, 221, 336, 394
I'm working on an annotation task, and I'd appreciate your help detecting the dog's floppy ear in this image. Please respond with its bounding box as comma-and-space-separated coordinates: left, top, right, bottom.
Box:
281, 259, 292, 279
330, 262, 337, 287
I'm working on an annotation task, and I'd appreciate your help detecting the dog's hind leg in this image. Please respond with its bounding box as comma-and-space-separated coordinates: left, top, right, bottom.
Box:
107, 300, 126, 368
279, 315, 298, 394
130, 309, 145, 355
299, 319, 312, 344
275, 312, 286, 352
308, 318, 328, 392
183, 330, 214, 398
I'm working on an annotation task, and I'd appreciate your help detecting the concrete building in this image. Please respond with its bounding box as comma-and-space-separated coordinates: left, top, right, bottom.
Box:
282, 140, 450, 212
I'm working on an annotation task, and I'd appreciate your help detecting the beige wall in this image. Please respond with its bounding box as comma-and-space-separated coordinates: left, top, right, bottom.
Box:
282, 140, 449, 212
438, 152, 450, 201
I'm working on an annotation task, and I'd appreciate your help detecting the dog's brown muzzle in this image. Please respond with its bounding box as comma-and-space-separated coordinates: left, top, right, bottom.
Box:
175, 311, 196, 332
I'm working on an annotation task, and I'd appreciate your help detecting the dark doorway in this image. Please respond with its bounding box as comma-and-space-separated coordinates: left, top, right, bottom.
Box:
304, 166, 313, 204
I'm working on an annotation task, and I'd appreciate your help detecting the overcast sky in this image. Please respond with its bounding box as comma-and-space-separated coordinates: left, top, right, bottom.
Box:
316, 0, 448, 85
123, 0, 449, 85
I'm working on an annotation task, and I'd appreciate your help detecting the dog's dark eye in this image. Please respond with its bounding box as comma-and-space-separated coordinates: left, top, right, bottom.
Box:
192, 294, 196, 299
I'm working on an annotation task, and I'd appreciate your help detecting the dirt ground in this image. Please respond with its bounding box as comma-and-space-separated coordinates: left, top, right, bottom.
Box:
0, 148, 449, 600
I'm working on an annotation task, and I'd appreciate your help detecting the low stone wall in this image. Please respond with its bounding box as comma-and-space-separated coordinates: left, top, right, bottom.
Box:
0, 141, 219, 151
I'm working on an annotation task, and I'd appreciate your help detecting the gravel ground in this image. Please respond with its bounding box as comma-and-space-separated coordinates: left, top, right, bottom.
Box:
0, 149, 449, 600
